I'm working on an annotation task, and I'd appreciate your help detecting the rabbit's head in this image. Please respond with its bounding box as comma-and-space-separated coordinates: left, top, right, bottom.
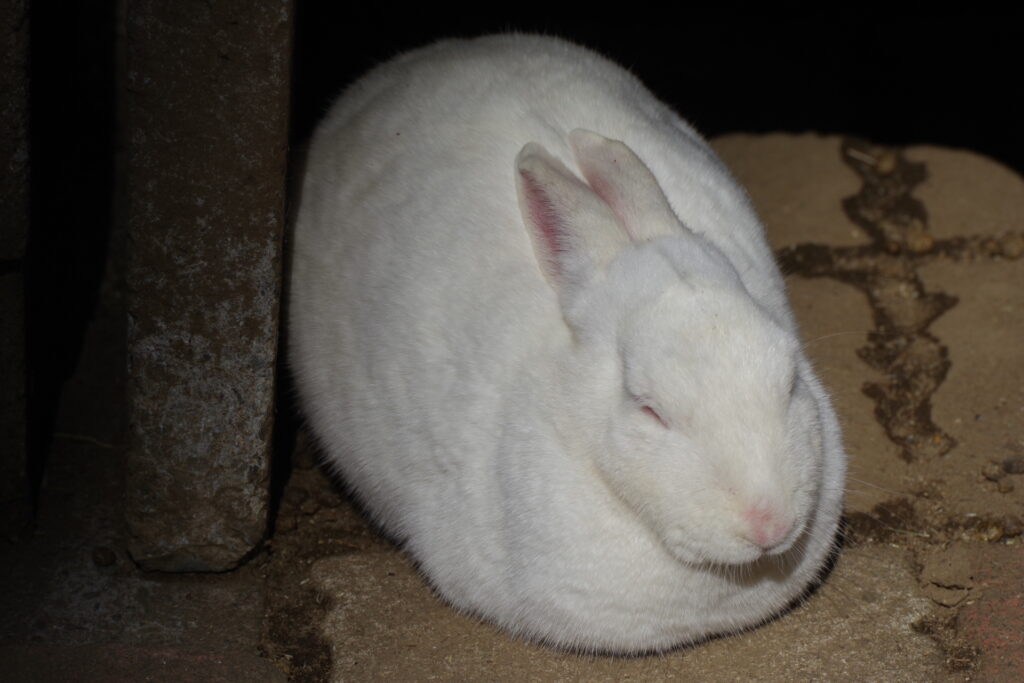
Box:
516, 130, 825, 568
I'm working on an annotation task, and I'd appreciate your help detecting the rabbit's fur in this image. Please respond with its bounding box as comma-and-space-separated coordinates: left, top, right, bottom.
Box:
289, 34, 846, 653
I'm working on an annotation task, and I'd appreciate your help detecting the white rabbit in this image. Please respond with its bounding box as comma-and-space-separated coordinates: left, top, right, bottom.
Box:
289, 34, 846, 653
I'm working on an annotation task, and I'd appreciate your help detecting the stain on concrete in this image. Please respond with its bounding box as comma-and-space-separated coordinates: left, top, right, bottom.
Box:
778, 138, 1024, 462
843, 498, 925, 545
911, 611, 980, 672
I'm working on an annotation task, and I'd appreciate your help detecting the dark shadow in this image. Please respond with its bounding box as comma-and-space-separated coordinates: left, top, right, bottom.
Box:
25, 2, 119, 515
289, 16, 1024, 178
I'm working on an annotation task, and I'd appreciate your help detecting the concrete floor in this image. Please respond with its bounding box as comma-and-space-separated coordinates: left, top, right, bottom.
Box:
3, 134, 1022, 682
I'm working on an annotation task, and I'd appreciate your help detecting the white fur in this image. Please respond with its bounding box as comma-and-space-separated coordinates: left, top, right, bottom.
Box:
289, 34, 846, 653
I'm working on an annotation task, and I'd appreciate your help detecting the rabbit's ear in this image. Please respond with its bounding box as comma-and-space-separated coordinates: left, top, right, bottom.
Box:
569, 129, 682, 243
515, 142, 629, 290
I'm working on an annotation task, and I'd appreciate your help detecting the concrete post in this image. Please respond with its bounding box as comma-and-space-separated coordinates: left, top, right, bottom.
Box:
124, 0, 293, 571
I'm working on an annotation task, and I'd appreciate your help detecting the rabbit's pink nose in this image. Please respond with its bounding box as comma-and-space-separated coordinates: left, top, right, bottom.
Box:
740, 504, 794, 550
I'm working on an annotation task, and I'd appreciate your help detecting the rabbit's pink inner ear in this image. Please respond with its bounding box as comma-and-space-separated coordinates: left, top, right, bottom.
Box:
580, 173, 637, 242
518, 168, 567, 282
570, 129, 678, 243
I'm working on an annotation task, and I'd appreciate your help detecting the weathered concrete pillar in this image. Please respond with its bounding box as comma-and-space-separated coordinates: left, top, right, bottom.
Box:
124, 0, 293, 571
0, 0, 30, 537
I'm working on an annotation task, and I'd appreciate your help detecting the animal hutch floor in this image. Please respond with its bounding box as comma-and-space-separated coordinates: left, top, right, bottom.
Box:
3, 134, 1022, 682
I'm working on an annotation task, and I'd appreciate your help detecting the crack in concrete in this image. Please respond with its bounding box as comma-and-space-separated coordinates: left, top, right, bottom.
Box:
777, 137, 1024, 461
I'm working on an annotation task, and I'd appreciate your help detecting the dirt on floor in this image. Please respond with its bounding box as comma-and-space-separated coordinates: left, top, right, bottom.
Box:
258, 134, 1024, 681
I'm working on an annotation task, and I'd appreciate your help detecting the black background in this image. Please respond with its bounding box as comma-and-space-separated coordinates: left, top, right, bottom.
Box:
292, 15, 1024, 174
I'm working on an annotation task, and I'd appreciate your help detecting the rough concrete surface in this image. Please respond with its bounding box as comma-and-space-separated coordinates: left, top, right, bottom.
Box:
260, 135, 1024, 681
123, 0, 292, 571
